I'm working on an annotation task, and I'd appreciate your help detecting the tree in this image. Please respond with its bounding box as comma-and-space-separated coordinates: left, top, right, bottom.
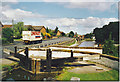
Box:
12, 22, 26, 39
54, 26, 58, 34
84, 33, 94, 39
103, 33, 118, 57
68, 31, 74, 38
2, 28, 13, 44
93, 21, 119, 44
46, 27, 49, 33
61, 32, 66, 36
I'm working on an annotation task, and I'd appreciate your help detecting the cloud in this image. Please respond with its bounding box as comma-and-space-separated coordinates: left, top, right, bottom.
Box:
2, 8, 45, 20
43, 0, 118, 11
1, 0, 118, 34
22, 17, 117, 34
2, 0, 119, 2
1, 5, 46, 24
2, 0, 18, 2
43, 0, 118, 2
66, 2, 115, 11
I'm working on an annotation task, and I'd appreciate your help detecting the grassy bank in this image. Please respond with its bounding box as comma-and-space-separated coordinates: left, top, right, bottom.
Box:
0, 62, 18, 71
66, 40, 76, 46
84, 38, 95, 41
56, 69, 119, 81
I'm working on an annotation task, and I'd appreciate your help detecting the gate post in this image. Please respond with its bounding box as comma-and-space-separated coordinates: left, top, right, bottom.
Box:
31, 58, 36, 73
71, 50, 73, 58
46, 48, 52, 72
14, 46, 17, 56
24, 47, 29, 58
36, 59, 41, 73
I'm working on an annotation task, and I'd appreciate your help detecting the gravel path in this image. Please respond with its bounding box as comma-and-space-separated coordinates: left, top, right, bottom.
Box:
67, 61, 111, 74
89, 57, 119, 70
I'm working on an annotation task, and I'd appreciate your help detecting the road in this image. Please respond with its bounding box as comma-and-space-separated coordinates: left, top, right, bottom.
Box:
2, 37, 73, 58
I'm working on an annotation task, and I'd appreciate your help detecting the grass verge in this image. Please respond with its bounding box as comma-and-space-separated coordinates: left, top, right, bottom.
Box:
66, 40, 76, 46
85, 38, 95, 41
14, 38, 22, 41
56, 69, 119, 81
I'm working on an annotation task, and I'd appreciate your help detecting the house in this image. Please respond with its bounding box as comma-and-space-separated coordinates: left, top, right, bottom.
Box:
24, 25, 33, 30
74, 32, 77, 38
32, 26, 46, 34
78, 35, 84, 40
56, 30, 62, 36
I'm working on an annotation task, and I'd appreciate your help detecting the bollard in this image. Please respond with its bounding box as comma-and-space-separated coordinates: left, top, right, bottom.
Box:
24, 47, 29, 58
71, 50, 73, 58
14, 46, 17, 56
46, 49, 52, 72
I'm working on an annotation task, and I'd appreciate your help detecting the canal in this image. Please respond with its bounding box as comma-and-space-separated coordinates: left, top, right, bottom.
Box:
2, 41, 95, 81
79, 41, 95, 47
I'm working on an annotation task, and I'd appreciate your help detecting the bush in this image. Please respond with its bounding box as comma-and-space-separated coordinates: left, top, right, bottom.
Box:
2, 28, 13, 44
103, 33, 118, 57
2, 38, 9, 44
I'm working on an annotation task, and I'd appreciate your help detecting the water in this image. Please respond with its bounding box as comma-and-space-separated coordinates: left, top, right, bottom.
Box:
79, 41, 95, 47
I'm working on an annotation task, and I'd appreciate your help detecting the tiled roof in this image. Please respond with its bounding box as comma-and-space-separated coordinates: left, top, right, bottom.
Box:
32, 26, 45, 30
24, 25, 32, 27
2, 25, 12, 28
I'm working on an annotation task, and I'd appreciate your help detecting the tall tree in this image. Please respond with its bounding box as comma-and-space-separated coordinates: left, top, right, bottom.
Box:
68, 31, 74, 38
46, 27, 49, 33
54, 26, 58, 34
12, 22, 25, 38
93, 21, 119, 43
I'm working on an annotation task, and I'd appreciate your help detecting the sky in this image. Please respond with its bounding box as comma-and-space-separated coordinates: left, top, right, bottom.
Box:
1, 0, 119, 35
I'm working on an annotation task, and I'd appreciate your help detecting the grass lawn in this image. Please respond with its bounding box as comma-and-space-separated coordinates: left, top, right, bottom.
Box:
56, 69, 119, 81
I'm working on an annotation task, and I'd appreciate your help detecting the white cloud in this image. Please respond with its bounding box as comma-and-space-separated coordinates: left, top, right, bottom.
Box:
2, 0, 18, 2
65, 2, 115, 11
2, 0, 119, 2
43, 0, 118, 2
1, 6, 46, 24
22, 17, 117, 34
43, 0, 118, 11
2, 8, 45, 20
1, 0, 118, 34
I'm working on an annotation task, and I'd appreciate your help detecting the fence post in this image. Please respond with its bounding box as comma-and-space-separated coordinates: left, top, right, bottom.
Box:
14, 46, 17, 56
71, 50, 73, 58
46, 48, 52, 72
